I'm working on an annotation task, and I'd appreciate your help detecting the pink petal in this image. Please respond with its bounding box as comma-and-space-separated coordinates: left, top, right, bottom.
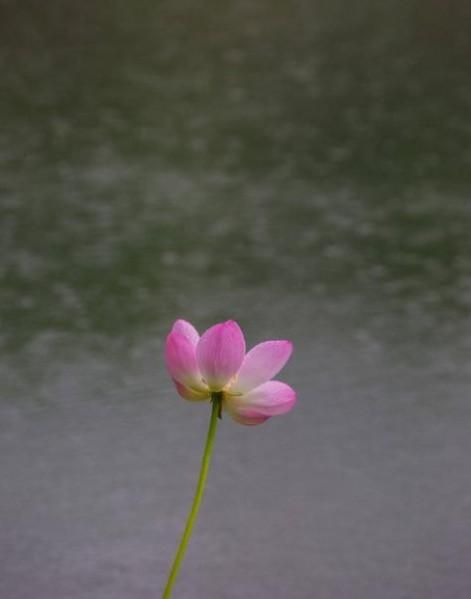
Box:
226, 381, 296, 422
231, 340, 293, 393
171, 319, 200, 347
229, 412, 270, 426
165, 331, 206, 391
196, 320, 246, 391
173, 380, 210, 402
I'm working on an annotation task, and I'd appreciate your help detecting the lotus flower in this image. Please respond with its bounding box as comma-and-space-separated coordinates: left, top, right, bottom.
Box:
165, 319, 296, 425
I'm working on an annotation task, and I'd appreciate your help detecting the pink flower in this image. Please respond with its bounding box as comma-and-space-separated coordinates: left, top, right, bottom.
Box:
165, 319, 296, 425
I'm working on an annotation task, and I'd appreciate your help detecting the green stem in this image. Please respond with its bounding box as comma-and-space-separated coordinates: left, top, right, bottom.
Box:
161, 393, 222, 599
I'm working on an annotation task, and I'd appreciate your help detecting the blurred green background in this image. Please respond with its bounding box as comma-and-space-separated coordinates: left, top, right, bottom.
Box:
1, 2, 470, 598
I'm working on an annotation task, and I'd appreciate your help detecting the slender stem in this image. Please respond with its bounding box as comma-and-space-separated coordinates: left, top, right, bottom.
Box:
161, 393, 222, 599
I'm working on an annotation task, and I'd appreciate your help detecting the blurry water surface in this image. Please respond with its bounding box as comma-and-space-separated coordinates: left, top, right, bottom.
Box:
1, 2, 471, 598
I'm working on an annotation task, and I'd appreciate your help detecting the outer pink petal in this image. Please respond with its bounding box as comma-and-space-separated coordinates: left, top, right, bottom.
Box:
165, 331, 206, 390
229, 412, 270, 426
231, 340, 293, 393
173, 380, 210, 402
196, 320, 246, 391
226, 380, 296, 422
171, 319, 200, 347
